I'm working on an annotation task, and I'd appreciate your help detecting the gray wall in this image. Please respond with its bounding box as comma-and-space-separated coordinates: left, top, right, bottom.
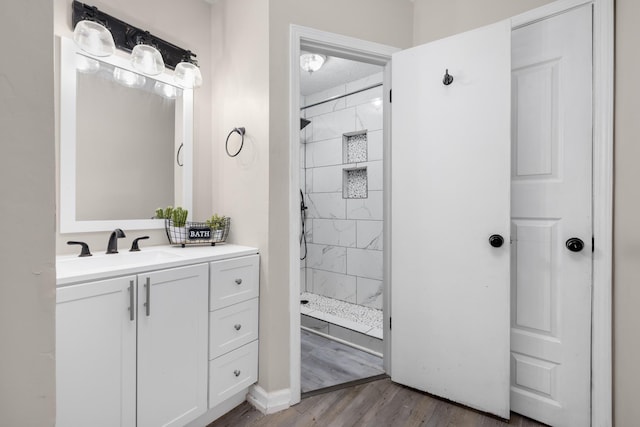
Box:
613, 0, 640, 424
0, 1, 56, 426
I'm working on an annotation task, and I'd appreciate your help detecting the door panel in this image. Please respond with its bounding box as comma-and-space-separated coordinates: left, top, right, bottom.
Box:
511, 5, 592, 426
391, 20, 511, 419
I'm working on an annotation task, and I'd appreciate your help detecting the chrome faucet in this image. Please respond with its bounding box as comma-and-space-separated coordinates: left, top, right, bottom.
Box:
106, 228, 126, 254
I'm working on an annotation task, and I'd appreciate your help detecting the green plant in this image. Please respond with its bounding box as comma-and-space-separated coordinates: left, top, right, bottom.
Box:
154, 206, 174, 219
171, 207, 188, 227
205, 214, 227, 230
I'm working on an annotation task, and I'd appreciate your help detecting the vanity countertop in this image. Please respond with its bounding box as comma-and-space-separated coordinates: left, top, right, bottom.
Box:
56, 244, 259, 286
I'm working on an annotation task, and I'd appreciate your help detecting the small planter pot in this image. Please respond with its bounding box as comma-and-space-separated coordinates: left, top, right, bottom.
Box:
212, 229, 224, 241
174, 226, 187, 244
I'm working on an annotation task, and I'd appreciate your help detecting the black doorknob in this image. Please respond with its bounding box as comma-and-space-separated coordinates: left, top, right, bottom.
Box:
489, 234, 504, 248
566, 238, 584, 252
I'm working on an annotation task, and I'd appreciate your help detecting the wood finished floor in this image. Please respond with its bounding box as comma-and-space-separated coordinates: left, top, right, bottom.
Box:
301, 329, 385, 394
208, 378, 548, 427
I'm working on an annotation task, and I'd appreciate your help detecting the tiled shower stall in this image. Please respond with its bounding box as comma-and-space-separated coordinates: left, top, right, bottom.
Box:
299, 71, 384, 353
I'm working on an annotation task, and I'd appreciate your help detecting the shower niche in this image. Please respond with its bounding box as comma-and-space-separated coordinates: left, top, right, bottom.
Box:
343, 167, 367, 199
342, 130, 369, 199
343, 130, 368, 163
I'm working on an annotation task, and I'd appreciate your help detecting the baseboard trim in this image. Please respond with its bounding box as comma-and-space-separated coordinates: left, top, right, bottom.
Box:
247, 384, 291, 415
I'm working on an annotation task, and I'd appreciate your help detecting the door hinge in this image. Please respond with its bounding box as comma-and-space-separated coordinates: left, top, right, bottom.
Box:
592, 236, 595, 252
389, 317, 392, 330
389, 89, 392, 103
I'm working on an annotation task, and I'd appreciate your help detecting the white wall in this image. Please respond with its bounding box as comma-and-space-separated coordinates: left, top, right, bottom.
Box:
53, 0, 213, 254
0, 1, 56, 425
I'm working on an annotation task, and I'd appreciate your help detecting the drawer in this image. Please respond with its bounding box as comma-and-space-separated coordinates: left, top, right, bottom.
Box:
210, 298, 259, 359
210, 255, 259, 310
209, 340, 258, 408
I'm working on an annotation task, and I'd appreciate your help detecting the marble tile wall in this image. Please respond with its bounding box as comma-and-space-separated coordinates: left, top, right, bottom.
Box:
300, 71, 384, 310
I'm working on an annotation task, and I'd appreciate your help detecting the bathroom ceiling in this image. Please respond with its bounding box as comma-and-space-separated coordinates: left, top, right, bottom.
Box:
300, 52, 383, 96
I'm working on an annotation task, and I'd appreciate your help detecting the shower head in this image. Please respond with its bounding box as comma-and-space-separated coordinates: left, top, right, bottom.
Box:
300, 118, 311, 130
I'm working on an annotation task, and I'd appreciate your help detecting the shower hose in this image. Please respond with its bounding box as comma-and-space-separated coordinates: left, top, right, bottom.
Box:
300, 189, 308, 260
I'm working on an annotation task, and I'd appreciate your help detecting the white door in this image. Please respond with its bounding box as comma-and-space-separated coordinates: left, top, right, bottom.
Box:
391, 21, 511, 419
510, 6, 592, 426
56, 277, 137, 427
137, 264, 209, 427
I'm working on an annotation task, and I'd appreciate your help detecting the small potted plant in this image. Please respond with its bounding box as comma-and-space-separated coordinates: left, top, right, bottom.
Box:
206, 214, 227, 241
155, 205, 189, 244
171, 207, 189, 243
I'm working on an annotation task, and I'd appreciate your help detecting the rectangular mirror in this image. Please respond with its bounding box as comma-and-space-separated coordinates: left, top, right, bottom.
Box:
59, 37, 193, 233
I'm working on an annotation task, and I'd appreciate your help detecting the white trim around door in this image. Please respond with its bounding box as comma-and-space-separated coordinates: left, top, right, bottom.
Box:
287, 1, 612, 424
288, 24, 398, 406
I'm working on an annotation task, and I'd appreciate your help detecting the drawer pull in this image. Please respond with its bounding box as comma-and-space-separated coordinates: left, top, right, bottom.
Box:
234, 324, 242, 331
234, 369, 241, 377
235, 278, 243, 285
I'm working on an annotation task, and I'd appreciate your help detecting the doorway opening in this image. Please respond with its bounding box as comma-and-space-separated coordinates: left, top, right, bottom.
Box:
298, 51, 386, 395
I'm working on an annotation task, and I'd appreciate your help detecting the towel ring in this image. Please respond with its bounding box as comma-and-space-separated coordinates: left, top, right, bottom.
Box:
176, 143, 184, 166
225, 127, 246, 157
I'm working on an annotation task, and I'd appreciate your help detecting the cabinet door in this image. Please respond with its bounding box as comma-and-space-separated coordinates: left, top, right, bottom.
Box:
56, 276, 136, 427
137, 263, 209, 427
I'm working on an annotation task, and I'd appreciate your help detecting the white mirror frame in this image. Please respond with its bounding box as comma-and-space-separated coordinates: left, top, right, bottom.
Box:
59, 37, 193, 233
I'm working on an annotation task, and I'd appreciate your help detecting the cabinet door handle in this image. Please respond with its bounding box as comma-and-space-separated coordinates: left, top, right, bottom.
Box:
128, 280, 135, 321
144, 277, 151, 317
234, 324, 242, 331
234, 369, 241, 377
235, 278, 243, 285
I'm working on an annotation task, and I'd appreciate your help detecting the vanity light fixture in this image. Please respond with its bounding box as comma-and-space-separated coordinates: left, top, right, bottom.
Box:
72, 1, 202, 85
300, 53, 326, 74
72, 20, 115, 57
174, 60, 203, 89
131, 44, 165, 76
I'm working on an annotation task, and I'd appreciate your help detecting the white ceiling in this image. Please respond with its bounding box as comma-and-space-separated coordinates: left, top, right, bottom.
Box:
299, 53, 383, 96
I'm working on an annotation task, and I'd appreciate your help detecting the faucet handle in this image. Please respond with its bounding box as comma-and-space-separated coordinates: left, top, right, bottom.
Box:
67, 241, 92, 257
130, 236, 150, 252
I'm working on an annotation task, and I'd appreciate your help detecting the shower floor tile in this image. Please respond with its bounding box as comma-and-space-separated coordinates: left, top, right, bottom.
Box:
300, 292, 382, 335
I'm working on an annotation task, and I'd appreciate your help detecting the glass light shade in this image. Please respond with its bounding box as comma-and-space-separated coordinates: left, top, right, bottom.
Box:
130, 44, 165, 76
76, 55, 100, 74
112, 67, 146, 88
174, 62, 203, 89
300, 53, 326, 73
73, 20, 115, 57
154, 81, 178, 99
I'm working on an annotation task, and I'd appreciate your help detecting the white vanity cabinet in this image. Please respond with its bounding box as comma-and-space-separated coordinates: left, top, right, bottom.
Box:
137, 264, 209, 427
208, 255, 260, 408
56, 263, 209, 427
56, 276, 137, 427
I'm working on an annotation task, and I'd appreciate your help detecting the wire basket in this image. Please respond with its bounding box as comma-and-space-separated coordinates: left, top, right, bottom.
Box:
164, 217, 231, 247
